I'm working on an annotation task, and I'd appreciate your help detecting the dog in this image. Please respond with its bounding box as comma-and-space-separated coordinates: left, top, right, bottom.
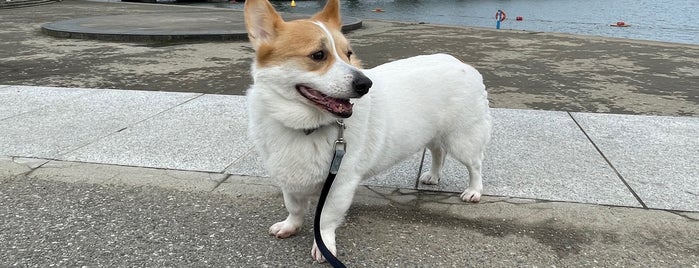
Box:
244, 0, 492, 262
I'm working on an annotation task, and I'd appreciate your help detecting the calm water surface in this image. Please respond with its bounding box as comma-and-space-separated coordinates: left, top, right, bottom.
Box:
185, 0, 699, 45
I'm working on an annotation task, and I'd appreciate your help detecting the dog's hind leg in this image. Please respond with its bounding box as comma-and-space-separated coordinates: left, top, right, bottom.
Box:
446, 130, 489, 203
459, 156, 484, 203
419, 142, 446, 185
269, 189, 311, 239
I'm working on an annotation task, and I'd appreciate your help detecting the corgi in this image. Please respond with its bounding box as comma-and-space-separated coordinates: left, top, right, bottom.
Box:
244, 0, 492, 262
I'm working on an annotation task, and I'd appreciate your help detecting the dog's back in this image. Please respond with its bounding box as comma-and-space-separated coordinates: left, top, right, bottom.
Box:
348, 53, 491, 178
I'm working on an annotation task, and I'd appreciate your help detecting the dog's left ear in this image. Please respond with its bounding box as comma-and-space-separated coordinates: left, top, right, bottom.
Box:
312, 0, 342, 30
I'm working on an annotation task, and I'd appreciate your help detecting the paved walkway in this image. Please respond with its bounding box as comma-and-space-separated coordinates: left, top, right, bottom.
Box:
1, 1, 698, 265
2, 0, 698, 116
2, 85, 697, 212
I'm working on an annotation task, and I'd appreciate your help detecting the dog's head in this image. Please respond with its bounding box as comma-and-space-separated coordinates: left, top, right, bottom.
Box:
244, 0, 372, 119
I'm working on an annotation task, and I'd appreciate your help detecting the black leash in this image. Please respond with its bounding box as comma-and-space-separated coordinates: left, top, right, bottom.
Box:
313, 120, 347, 268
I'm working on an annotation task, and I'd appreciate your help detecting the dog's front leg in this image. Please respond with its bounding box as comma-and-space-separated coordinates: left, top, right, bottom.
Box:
270, 188, 311, 239
310, 177, 359, 263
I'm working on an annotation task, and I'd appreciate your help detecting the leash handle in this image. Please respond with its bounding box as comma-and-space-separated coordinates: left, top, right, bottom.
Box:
329, 141, 345, 174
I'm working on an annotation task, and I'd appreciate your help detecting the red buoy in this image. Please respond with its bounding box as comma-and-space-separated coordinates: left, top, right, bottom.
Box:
516, 16, 523, 21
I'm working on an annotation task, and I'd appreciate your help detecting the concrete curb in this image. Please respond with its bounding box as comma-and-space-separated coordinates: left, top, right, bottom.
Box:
0, 0, 56, 9
41, 11, 362, 42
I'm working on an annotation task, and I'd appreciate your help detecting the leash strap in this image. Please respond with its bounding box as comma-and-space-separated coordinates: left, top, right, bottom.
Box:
313, 120, 347, 268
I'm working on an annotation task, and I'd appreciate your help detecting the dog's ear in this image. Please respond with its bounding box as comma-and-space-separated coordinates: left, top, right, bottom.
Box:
312, 0, 342, 30
244, 0, 283, 50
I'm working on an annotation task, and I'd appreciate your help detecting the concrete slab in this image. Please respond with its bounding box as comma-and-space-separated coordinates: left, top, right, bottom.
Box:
363, 151, 423, 189
418, 109, 641, 207
62, 94, 250, 173
225, 145, 423, 189
0, 85, 93, 120
224, 147, 268, 177
571, 112, 699, 212
0, 88, 199, 158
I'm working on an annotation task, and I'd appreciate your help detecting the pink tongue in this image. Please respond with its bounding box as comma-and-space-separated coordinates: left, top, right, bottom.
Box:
325, 98, 353, 114
299, 86, 353, 117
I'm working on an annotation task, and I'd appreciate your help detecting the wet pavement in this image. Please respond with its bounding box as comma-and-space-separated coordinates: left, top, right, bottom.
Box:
41, 10, 362, 42
1, 0, 698, 116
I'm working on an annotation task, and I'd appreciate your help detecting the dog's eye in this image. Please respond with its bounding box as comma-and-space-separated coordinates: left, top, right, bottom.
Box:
346, 51, 353, 58
310, 51, 326, 61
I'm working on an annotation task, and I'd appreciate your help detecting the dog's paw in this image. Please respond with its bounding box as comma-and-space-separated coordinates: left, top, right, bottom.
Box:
419, 172, 440, 185
311, 239, 337, 263
460, 188, 481, 203
269, 220, 300, 239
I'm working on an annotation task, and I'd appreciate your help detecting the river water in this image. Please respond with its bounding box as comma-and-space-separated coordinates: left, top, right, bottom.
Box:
183, 0, 699, 45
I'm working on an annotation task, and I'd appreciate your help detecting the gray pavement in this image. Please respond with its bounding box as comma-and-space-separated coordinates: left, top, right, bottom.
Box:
1, 0, 698, 116
1, 0, 699, 266
1, 85, 698, 266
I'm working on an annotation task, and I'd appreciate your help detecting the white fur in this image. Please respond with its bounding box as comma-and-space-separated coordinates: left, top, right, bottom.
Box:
246, 21, 491, 264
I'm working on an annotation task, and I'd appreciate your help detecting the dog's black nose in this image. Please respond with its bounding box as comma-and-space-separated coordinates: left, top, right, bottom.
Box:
352, 72, 372, 96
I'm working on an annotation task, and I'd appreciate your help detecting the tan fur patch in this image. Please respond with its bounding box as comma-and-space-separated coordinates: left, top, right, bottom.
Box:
255, 20, 360, 73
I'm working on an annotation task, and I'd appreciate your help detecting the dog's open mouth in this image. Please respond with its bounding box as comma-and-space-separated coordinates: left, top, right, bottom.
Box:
296, 85, 353, 118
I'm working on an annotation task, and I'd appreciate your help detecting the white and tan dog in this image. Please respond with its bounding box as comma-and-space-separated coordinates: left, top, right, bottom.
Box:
244, 0, 492, 262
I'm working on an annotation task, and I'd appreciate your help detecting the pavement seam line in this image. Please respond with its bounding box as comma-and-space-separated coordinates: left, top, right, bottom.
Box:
56, 93, 205, 158
211, 174, 233, 191
667, 211, 699, 222
220, 146, 254, 173
17, 156, 51, 177
413, 148, 427, 189
567, 112, 648, 209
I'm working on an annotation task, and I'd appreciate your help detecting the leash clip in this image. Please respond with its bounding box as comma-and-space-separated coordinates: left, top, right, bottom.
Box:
329, 120, 346, 175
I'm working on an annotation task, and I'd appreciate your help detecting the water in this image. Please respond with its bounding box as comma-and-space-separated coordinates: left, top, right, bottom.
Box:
184, 0, 699, 45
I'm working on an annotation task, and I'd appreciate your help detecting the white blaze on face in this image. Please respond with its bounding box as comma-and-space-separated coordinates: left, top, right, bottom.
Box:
310, 21, 358, 98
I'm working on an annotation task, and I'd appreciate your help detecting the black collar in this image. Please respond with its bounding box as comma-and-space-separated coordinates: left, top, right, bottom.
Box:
303, 128, 318, 135
303, 120, 344, 135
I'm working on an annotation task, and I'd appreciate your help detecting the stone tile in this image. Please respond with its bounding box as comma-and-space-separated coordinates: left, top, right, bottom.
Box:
572, 112, 699, 212
63, 94, 249, 173
417, 150, 467, 193
362, 151, 423, 189
225, 147, 422, 189
418, 109, 641, 207
0, 88, 199, 158
0, 85, 93, 120
224, 147, 268, 177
